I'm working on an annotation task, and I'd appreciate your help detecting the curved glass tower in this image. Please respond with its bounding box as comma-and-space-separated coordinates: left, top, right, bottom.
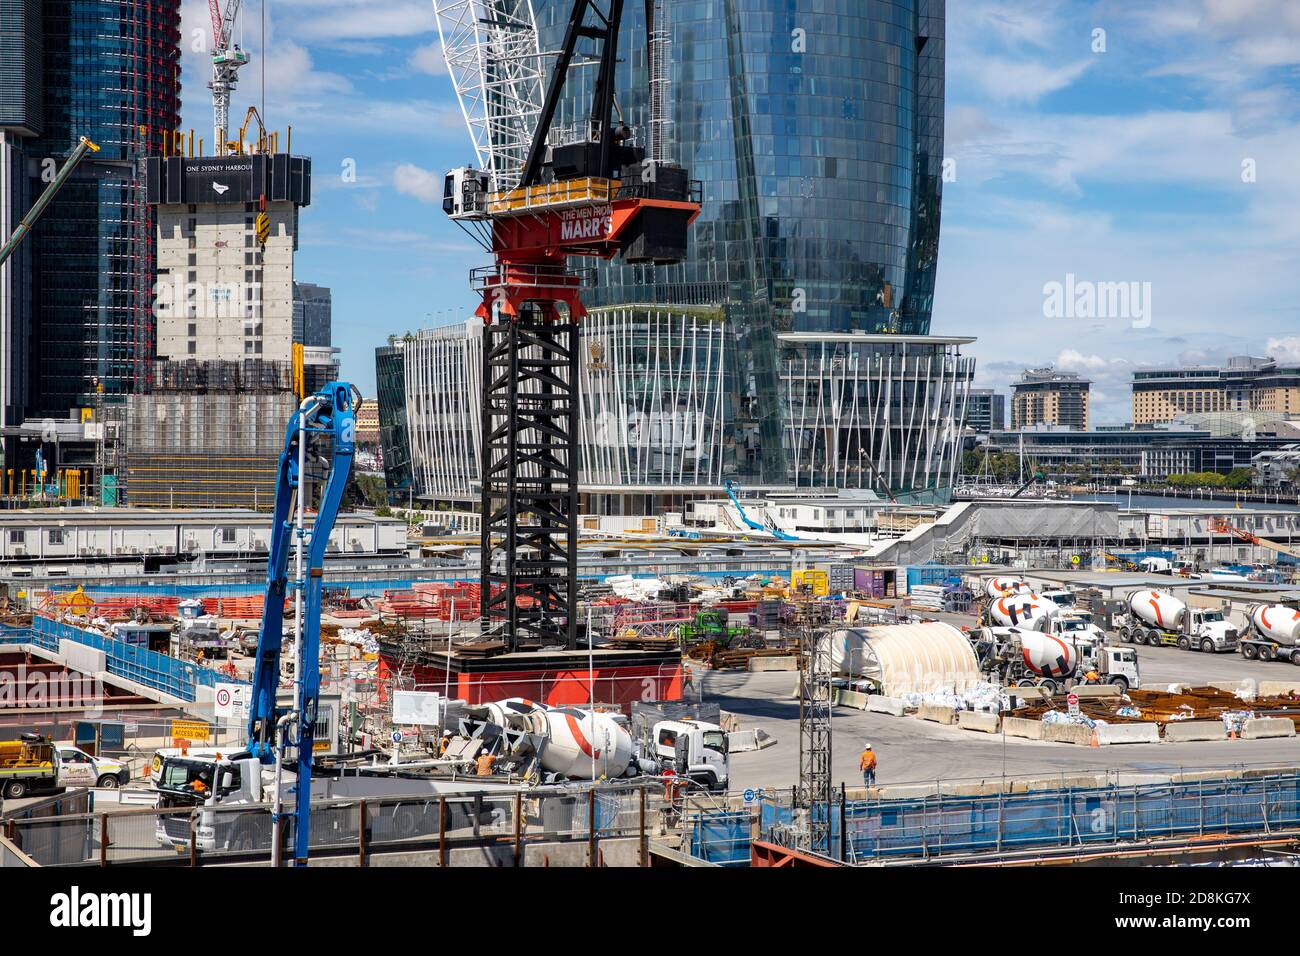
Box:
386, 0, 971, 509
535, 0, 945, 336
529, 0, 961, 494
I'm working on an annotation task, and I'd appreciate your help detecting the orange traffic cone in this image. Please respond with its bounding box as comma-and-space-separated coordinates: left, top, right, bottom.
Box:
1090, 730, 1099, 748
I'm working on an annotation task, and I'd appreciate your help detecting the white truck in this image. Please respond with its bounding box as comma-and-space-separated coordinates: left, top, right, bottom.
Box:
1238, 603, 1300, 664
1115, 589, 1239, 653
0, 736, 129, 799
971, 626, 1140, 694
151, 750, 507, 852
643, 719, 730, 793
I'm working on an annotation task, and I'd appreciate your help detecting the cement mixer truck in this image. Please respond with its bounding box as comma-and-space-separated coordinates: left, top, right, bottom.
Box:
971, 626, 1139, 694
1115, 589, 1239, 653
1239, 604, 1300, 664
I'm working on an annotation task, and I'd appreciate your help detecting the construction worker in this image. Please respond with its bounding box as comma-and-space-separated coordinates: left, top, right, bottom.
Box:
438, 731, 451, 756
188, 770, 211, 797
475, 747, 495, 776
859, 744, 877, 787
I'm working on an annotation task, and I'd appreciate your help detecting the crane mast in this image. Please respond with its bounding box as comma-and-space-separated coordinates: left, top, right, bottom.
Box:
439, 0, 699, 651
208, 0, 250, 154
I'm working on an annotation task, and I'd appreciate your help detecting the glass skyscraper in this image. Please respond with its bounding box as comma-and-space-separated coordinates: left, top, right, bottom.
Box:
5, 1, 181, 423
382, 0, 972, 508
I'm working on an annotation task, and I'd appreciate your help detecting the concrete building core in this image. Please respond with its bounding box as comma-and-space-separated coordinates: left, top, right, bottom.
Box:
146, 153, 311, 366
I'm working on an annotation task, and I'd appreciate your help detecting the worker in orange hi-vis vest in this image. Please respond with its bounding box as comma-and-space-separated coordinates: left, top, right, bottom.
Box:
859, 744, 877, 787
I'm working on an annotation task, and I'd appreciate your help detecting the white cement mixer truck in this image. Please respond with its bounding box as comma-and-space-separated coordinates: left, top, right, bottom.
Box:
971, 626, 1139, 694
1239, 603, 1300, 664
1115, 589, 1239, 653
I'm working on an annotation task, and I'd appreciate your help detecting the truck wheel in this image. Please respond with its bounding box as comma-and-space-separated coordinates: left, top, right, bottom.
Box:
1243, 644, 1259, 660
1176, 636, 1190, 650
392, 806, 419, 839
4, 780, 28, 799
1291, 650, 1300, 666
1108, 676, 1130, 692
1119, 628, 1132, 644
1146, 630, 1162, 647
1260, 645, 1275, 662
1200, 639, 1214, 654
96, 774, 120, 790
1038, 678, 1059, 696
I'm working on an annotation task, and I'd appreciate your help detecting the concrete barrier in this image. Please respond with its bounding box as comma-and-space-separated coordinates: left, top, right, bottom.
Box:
867, 695, 906, 717
1001, 716, 1043, 740
1142, 683, 1190, 694
1043, 722, 1094, 746
1072, 685, 1122, 698
918, 704, 957, 725
1242, 717, 1296, 740
957, 711, 1000, 734
837, 689, 869, 710
1259, 681, 1300, 698
748, 656, 798, 672
1208, 679, 1257, 701
1095, 722, 1160, 745
1164, 720, 1228, 742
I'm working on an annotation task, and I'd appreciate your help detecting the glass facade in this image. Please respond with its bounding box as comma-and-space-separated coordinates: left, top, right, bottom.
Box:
533, 0, 950, 485
383, 1, 969, 506
26, 0, 181, 418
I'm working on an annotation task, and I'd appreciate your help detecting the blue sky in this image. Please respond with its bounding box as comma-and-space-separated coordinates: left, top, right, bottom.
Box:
178, 0, 1300, 424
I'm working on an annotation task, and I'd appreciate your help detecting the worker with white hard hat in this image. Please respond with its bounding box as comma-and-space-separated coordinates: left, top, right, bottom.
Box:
859, 743, 877, 788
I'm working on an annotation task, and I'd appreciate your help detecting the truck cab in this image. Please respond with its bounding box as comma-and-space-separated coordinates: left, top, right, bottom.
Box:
1083, 646, 1140, 692
1185, 608, 1238, 652
153, 753, 267, 851
654, 720, 729, 793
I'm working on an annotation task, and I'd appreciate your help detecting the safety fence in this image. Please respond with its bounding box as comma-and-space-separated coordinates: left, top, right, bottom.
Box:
0, 618, 241, 702
3, 781, 658, 867
690, 771, 1300, 866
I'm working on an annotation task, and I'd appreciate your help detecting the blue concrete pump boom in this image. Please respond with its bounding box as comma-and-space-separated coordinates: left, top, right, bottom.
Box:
244, 381, 359, 866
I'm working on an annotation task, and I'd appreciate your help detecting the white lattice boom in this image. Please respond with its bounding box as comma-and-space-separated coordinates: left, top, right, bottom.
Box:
433, 0, 545, 191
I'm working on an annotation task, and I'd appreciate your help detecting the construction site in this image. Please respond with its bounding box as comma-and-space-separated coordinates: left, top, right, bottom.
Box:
0, 10, 1294, 939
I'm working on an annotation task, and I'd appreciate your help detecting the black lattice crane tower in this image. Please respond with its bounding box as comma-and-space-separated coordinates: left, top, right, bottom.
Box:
440, 0, 700, 650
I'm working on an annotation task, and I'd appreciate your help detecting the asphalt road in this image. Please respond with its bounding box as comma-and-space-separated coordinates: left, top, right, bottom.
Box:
704, 669, 1300, 793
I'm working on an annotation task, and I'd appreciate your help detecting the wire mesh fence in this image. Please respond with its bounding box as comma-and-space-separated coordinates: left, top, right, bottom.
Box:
686, 771, 1300, 865
5, 781, 656, 867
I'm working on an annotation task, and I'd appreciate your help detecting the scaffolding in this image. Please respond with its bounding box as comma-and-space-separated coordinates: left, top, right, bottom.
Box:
122, 390, 298, 508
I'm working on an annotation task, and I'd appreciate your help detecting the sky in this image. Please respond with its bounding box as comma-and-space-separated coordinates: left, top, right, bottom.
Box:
177, 0, 1300, 424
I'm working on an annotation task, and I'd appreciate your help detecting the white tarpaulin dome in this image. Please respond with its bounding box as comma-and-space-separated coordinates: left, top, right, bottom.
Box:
822, 622, 981, 696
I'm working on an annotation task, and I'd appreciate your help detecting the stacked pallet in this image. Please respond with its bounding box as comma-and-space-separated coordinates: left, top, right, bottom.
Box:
908, 585, 945, 612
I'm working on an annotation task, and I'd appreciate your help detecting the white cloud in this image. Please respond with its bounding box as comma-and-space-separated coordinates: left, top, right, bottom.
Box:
1266, 337, 1300, 363
409, 42, 449, 76
392, 163, 442, 203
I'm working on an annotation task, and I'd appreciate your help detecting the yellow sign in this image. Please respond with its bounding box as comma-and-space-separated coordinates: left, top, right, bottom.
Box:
255, 212, 270, 245
171, 720, 211, 742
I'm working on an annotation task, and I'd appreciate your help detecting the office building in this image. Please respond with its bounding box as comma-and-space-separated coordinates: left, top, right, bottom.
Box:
0, 1, 181, 482
966, 389, 1006, 434
293, 281, 331, 348
1011, 367, 1090, 430
1132, 355, 1300, 425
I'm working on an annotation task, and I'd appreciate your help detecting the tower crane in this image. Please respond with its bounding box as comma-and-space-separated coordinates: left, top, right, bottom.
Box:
437, 0, 700, 650
208, 0, 250, 154
241, 381, 359, 866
